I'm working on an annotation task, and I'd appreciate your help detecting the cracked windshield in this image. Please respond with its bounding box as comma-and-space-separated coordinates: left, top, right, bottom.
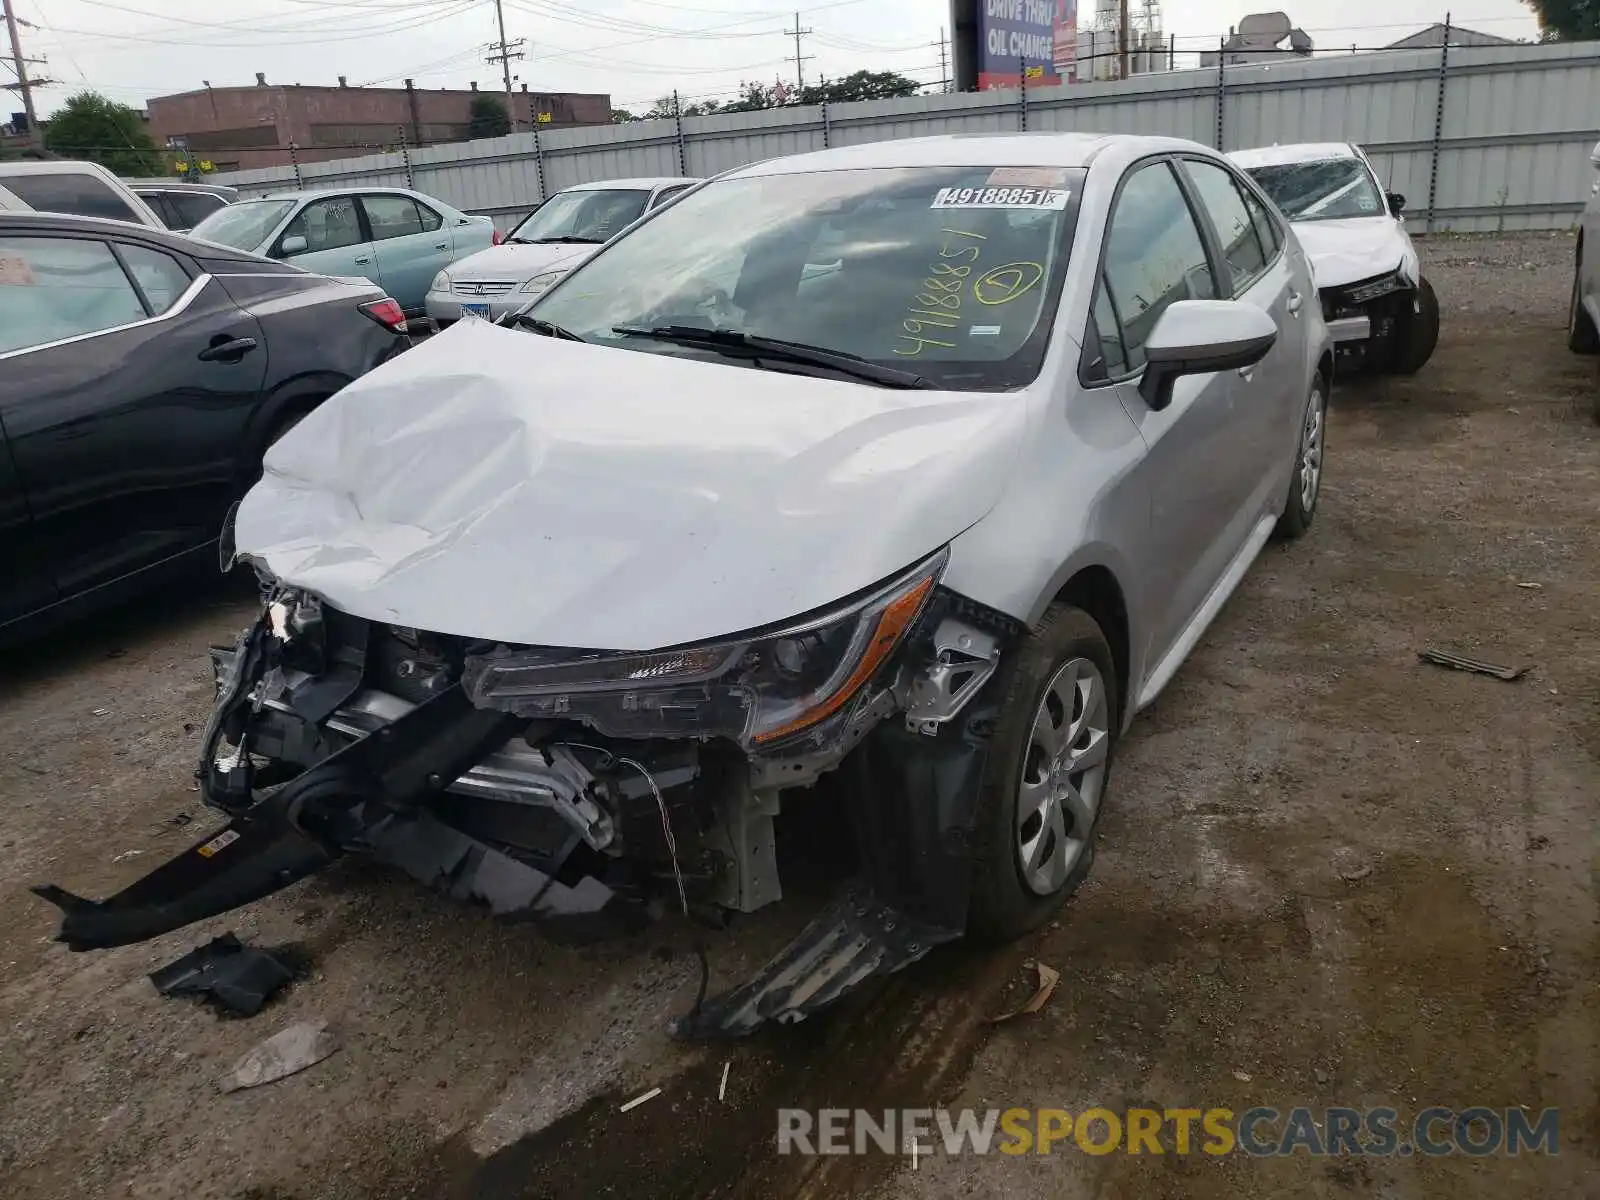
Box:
528, 165, 1085, 390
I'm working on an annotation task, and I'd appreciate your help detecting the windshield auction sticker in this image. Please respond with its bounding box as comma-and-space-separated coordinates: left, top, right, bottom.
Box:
932, 186, 1070, 211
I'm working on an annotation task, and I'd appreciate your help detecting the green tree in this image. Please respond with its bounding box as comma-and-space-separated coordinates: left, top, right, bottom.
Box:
611, 108, 638, 123
42, 91, 164, 175
1524, 0, 1600, 39
798, 70, 922, 105
468, 94, 512, 139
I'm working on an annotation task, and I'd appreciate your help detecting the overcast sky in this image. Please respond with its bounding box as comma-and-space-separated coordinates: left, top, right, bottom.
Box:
8, 0, 1542, 119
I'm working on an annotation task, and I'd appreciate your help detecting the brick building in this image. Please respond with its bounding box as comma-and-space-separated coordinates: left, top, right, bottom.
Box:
145, 76, 611, 172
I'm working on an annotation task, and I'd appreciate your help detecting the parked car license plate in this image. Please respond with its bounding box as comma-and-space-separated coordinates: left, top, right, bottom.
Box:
462, 303, 491, 320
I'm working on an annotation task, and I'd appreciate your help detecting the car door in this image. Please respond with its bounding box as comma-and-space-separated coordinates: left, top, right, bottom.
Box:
1178, 156, 1309, 519
361, 193, 449, 311
0, 231, 268, 602
1086, 158, 1252, 665
0, 415, 54, 626
276, 195, 378, 288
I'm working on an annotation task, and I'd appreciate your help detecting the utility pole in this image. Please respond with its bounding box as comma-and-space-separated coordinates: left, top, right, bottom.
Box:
486, 0, 525, 133
1118, 0, 1131, 80
934, 28, 950, 94
3, 0, 44, 143
784, 11, 813, 91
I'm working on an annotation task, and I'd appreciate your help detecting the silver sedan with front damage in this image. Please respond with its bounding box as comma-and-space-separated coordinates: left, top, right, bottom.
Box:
36, 133, 1333, 1037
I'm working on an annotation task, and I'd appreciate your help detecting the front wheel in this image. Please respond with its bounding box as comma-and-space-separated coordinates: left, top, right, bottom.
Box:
1384, 277, 1440, 375
967, 604, 1118, 942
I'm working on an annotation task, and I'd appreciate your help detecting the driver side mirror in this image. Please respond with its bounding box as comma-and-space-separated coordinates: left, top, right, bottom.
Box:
1590, 139, 1600, 168
278, 234, 308, 258
1386, 191, 1407, 217
1138, 301, 1278, 412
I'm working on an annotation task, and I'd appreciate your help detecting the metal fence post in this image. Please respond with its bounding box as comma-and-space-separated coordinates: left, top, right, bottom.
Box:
1425, 12, 1452, 235
673, 90, 688, 176
1215, 39, 1226, 151
820, 100, 831, 149
398, 125, 414, 188
532, 126, 547, 202
288, 140, 302, 187
1018, 57, 1028, 132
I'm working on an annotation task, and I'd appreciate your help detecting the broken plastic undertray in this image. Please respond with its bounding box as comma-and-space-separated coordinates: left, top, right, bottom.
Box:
149, 933, 295, 1016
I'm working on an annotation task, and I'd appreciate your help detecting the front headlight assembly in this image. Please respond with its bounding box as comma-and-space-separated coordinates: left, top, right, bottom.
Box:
462, 551, 947, 748
521, 269, 568, 295
429, 270, 450, 292
1341, 270, 1405, 305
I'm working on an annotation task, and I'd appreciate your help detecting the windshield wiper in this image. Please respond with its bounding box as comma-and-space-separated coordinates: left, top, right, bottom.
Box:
510, 314, 587, 342
529, 235, 606, 245
611, 325, 931, 389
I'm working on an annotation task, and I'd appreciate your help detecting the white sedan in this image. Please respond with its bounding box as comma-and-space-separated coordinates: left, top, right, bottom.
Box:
1232, 141, 1439, 374
45, 133, 1334, 1037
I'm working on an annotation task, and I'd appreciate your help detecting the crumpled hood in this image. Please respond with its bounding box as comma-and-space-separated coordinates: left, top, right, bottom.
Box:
446, 240, 600, 282
1291, 216, 1419, 290
236, 320, 1027, 649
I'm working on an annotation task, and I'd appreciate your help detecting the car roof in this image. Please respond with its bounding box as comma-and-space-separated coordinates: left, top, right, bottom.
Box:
1228, 143, 1360, 169
724, 132, 1213, 178
252, 185, 448, 204
0, 208, 266, 260
562, 176, 701, 191
0, 158, 124, 178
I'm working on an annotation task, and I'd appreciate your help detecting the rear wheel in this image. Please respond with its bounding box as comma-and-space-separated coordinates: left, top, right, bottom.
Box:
1384, 277, 1439, 375
1569, 245, 1599, 354
967, 604, 1118, 942
1275, 374, 1326, 541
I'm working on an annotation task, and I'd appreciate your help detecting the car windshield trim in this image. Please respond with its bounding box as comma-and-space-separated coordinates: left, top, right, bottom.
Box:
525, 165, 1085, 393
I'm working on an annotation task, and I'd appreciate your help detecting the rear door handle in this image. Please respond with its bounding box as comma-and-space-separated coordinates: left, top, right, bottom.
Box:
1287, 291, 1304, 316
434, 242, 449, 251
198, 336, 258, 363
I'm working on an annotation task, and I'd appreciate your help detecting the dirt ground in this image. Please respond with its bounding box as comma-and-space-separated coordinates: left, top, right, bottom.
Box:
1, 232, 1595, 1200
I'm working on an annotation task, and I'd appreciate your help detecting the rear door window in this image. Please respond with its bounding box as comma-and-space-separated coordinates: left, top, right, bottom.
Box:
0, 236, 148, 354
1181, 159, 1269, 295
360, 194, 425, 241
2, 172, 144, 224
135, 192, 182, 229
117, 244, 192, 313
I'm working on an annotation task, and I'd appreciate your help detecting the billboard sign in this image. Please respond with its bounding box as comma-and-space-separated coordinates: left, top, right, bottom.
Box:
978, 0, 1077, 90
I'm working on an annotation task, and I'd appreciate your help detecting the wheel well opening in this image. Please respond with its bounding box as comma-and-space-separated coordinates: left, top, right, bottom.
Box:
1054, 566, 1129, 723
1317, 350, 1334, 390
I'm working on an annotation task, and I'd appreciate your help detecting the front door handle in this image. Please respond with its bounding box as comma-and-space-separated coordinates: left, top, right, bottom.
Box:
1287, 291, 1304, 316
198, 336, 258, 363
434, 242, 449, 251
353, 256, 372, 265
1237, 365, 1257, 381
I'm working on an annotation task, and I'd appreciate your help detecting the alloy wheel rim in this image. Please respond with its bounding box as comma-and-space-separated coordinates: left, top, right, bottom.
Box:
1300, 388, 1325, 514
1016, 656, 1110, 896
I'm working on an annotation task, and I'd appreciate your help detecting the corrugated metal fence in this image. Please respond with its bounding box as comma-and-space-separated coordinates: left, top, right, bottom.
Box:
213, 39, 1600, 236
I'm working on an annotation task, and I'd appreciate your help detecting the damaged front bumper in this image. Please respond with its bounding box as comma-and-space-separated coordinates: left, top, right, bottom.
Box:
35, 562, 1018, 1036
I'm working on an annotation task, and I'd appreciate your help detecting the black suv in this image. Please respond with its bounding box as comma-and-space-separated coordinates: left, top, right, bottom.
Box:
0, 212, 409, 640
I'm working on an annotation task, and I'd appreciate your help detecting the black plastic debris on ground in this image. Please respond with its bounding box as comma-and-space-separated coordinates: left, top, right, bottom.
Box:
149, 933, 297, 1016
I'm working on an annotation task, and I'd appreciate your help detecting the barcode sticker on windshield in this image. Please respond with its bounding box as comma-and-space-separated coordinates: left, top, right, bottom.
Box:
932, 186, 1070, 211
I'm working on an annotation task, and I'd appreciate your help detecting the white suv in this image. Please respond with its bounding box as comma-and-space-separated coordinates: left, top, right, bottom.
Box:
0, 159, 165, 229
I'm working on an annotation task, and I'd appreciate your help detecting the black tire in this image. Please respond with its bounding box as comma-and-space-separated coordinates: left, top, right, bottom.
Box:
967, 604, 1119, 943
1384, 276, 1440, 375
1569, 245, 1599, 354
1274, 374, 1327, 541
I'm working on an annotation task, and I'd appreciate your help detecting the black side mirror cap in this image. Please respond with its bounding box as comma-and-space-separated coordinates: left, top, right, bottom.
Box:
1387, 191, 1407, 216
